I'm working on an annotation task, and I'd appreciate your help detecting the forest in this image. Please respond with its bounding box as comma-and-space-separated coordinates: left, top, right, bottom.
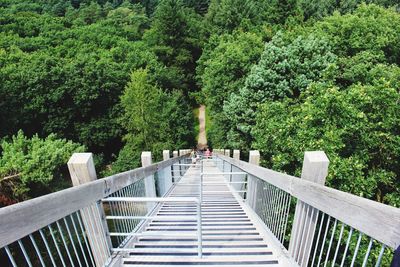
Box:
0, 0, 399, 214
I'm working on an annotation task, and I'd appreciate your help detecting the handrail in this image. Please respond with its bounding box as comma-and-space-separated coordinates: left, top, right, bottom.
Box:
216, 154, 400, 249
0, 153, 189, 248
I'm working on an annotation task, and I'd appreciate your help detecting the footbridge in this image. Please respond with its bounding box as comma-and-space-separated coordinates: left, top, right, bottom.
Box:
1, 149, 399, 266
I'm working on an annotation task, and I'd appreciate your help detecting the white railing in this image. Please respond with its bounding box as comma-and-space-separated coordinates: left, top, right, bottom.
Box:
213, 149, 400, 267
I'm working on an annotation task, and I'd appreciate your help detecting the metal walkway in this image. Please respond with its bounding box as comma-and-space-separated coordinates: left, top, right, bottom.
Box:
122, 160, 294, 266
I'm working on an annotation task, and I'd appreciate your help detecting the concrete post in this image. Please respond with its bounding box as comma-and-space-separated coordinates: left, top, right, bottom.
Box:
163, 150, 172, 194
233, 150, 240, 160
224, 149, 230, 157
68, 153, 111, 266
249, 150, 260, 165
246, 150, 260, 209
172, 151, 179, 183
141, 151, 157, 211
231, 150, 242, 191
289, 151, 329, 266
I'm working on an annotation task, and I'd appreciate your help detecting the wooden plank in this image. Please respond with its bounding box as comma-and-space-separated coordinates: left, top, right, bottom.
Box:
218, 154, 400, 249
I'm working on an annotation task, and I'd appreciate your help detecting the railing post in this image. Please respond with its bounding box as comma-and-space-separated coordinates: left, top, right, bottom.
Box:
224, 149, 230, 157
246, 150, 260, 209
231, 150, 243, 191
172, 151, 179, 183
163, 150, 172, 194
141, 151, 157, 211
67, 153, 112, 267
289, 151, 329, 266
233, 150, 240, 160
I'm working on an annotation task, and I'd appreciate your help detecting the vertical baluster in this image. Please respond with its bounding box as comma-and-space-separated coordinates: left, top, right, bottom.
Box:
340, 227, 353, 267
331, 223, 345, 267
29, 234, 46, 267
70, 214, 90, 267
5, 246, 17, 267
39, 228, 58, 266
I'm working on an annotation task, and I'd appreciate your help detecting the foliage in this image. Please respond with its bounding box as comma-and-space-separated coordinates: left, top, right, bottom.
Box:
205, 0, 262, 34
252, 82, 400, 206
112, 69, 194, 172
198, 31, 264, 113
143, 0, 204, 96
0, 131, 85, 200
222, 33, 336, 150
298, 0, 399, 20
307, 4, 400, 64
0, 3, 160, 158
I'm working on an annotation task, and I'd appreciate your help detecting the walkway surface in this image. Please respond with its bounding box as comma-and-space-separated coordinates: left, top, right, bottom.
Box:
122, 160, 294, 266
197, 105, 207, 149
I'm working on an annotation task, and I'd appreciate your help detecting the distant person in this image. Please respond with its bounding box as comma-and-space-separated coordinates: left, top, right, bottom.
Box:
204, 148, 211, 158
191, 149, 197, 164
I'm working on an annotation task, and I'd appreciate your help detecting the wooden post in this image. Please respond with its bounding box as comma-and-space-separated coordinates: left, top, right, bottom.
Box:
246, 151, 260, 209
233, 150, 240, 160
141, 151, 157, 211
68, 153, 111, 267
224, 149, 230, 157
172, 151, 179, 183
231, 150, 242, 191
289, 151, 329, 266
163, 150, 172, 194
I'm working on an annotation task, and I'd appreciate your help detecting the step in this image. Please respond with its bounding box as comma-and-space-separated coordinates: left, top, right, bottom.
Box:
133, 242, 268, 248
146, 226, 257, 230
138, 236, 264, 242
123, 255, 279, 264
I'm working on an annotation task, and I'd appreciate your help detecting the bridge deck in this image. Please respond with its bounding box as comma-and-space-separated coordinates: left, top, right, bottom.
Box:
122, 160, 295, 266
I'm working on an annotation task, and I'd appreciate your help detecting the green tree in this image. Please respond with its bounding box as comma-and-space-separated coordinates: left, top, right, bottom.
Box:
252, 81, 400, 206
144, 0, 203, 94
205, 0, 269, 34
223, 33, 336, 150
0, 131, 85, 201
307, 4, 400, 64
197, 31, 265, 147
112, 69, 194, 172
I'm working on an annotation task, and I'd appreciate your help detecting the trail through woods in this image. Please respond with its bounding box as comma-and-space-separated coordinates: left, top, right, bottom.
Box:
197, 105, 207, 149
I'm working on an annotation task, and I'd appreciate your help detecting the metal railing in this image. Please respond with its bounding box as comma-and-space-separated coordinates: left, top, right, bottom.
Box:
102, 197, 202, 257
213, 151, 400, 267
0, 150, 192, 266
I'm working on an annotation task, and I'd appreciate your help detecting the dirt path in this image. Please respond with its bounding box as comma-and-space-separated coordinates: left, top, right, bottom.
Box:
197, 105, 207, 149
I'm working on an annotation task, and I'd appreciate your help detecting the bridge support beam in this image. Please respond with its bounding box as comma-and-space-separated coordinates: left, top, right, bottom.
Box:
289, 151, 329, 266
142, 151, 157, 212
246, 150, 260, 208
68, 153, 112, 267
